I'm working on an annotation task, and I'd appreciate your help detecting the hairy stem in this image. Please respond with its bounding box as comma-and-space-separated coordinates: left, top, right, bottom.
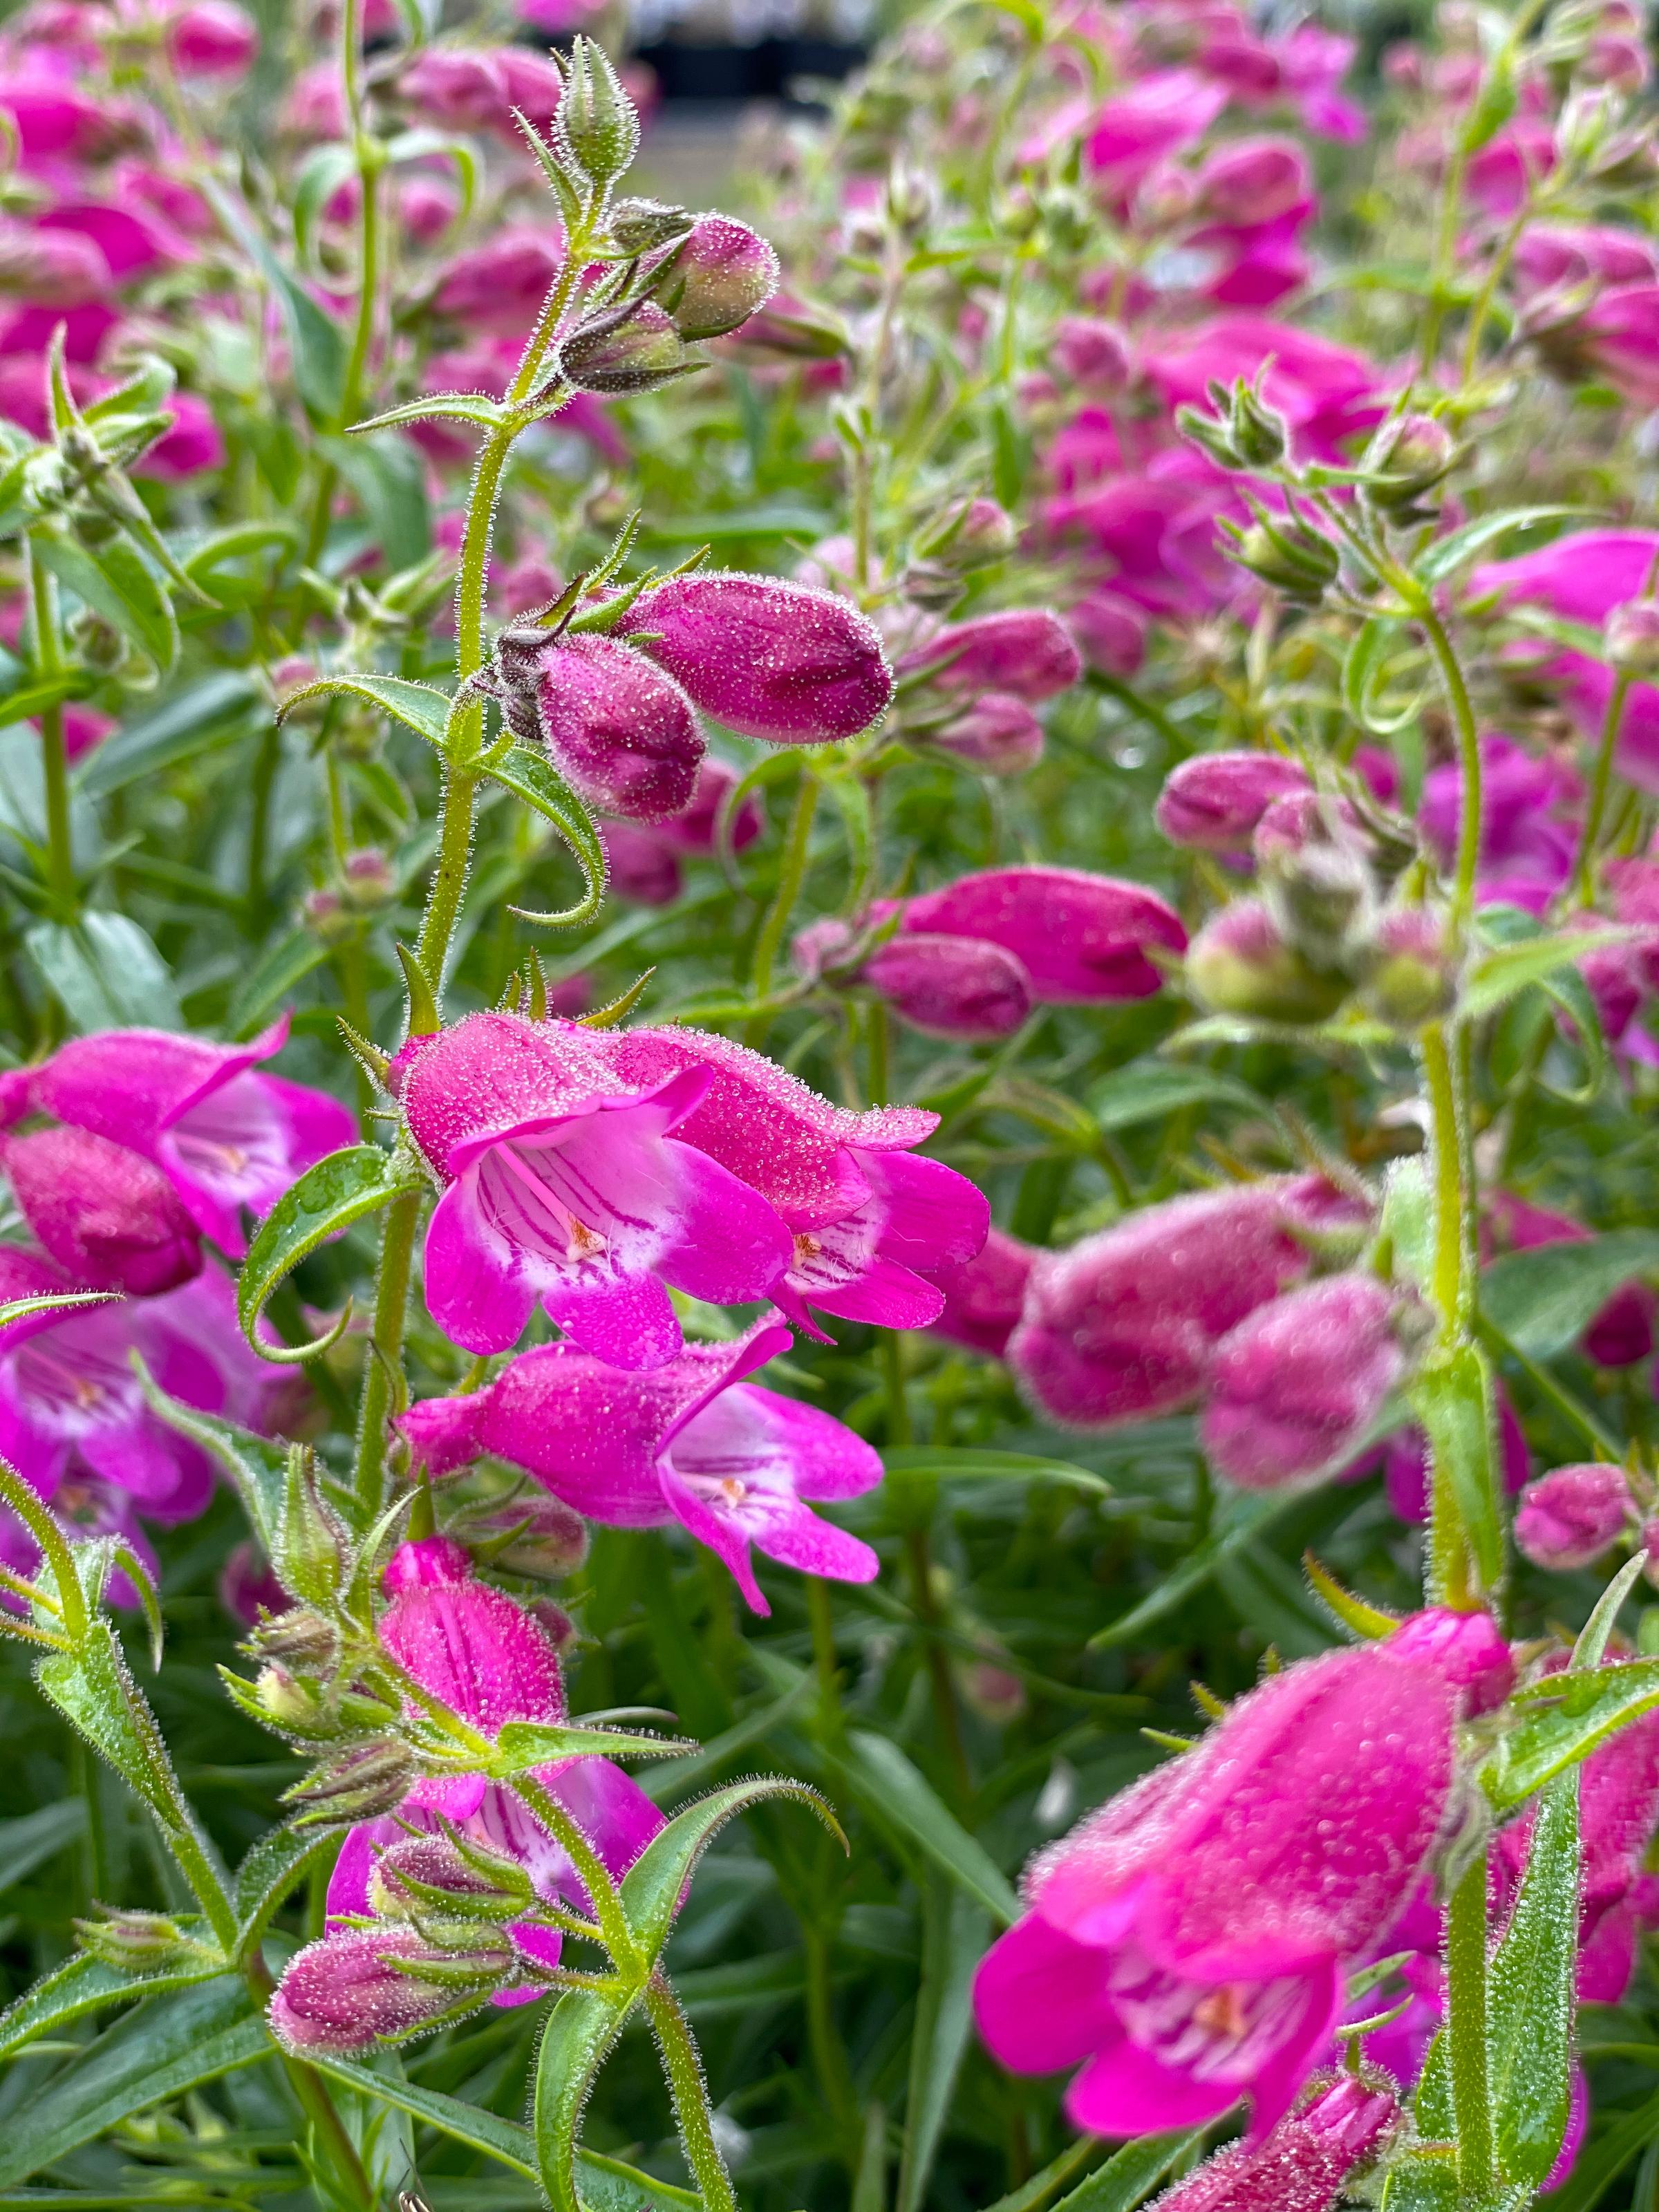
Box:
352, 1183, 420, 1512
644, 1973, 739, 2212
1416, 603, 1483, 932
245, 1950, 375, 2206
1446, 1848, 1494, 2204
510, 1770, 639, 1973
28, 545, 75, 919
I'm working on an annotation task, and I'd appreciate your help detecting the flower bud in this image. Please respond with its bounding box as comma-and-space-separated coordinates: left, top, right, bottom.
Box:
1584, 1280, 1657, 1367
927, 1227, 1036, 1360
1250, 789, 1369, 870
1515, 1462, 1633, 1571
220, 1541, 287, 1629
1225, 378, 1292, 468
1154, 751, 1311, 856
473, 1490, 590, 1579
491, 628, 703, 821
340, 848, 396, 910
166, 0, 259, 77
256, 1662, 338, 1737
649, 213, 779, 341
897, 609, 1082, 704
1201, 1274, 1425, 1491
370, 1832, 536, 1923
276, 1450, 348, 1609
75, 1908, 201, 1972
601, 821, 683, 904
3, 1124, 203, 1295
1192, 136, 1311, 227
861, 932, 1032, 1041
1051, 316, 1131, 393
1226, 511, 1339, 603
288, 1739, 417, 1827
1365, 411, 1456, 515
270, 1926, 516, 2054
0, 218, 106, 305
1358, 906, 1459, 1029
1186, 899, 1351, 1024
557, 299, 688, 395
913, 496, 1018, 571
246, 1605, 341, 1671
608, 196, 694, 254
1260, 817, 1376, 958
1152, 2071, 1399, 2211
526, 1595, 579, 1653
1605, 597, 1659, 677
552, 35, 639, 189
930, 693, 1044, 776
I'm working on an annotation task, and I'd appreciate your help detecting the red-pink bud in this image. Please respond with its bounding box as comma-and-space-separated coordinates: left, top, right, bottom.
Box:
902, 866, 1186, 1002
653, 756, 765, 854
1251, 789, 1369, 868
1201, 1273, 1423, 1490
650, 213, 780, 339
1190, 135, 1311, 227
1067, 589, 1145, 677
601, 821, 682, 904
1187, 899, 1350, 1024
1152, 2072, 1398, 2211
862, 932, 1032, 1041
627, 572, 893, 744
897, 609, 1082, 703
930, 693, 1044, 775
165, 0, 258, 75
1360, 906, 1459, 1029
1584, 1280, 1657, 1367
268, 1925, 514, 2052
0, 218, 106, 304
1155, 751, 1311, 854
494, 629, 703, 822
927, 1226, 1036, 1358
1516, 1462, 1633, 1571
1051, 315, 1132, 392
1387, 1605, 1515, 1714
4, 1125, 203, 1295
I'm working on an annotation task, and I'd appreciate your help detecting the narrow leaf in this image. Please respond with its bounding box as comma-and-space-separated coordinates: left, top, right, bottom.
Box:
485, 743, 608, 927
837, 1732, 1018, 1925
1407, 1342, 1503, 1591
236, 1144, 411, 1358
276, 672, 453, 749
1488, 1770, 1579, 2186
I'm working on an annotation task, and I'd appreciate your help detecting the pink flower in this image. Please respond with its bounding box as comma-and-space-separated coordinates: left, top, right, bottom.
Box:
0, 217, 106, 304
1200, 1275, 1420, 1490
973, 1609, 1511, 2137
1067, 589, 1146, 677
1009, 1178, 1367, 1429
165, 0, 258, 77
1084, 71, 1230, 210
432, 227, 566, 331
1515, 1461, 1633, 1570
388, 1012, 794, 1366
1418, 733, 1581, 912
1148, 2072, 1398, 2211
624, 572, 894, 744
650, 214, 779, 341
1190, 135, 1311, 227
1485, 1190, 1656, 1369
1514, 221, 1659, 295
1156, 751, 1311, 855
897, 610, 1082, 704
900, 867, 1187, 1003
4, 1017, 357, 1259
271, 1537, 663, 2048
601, 821, 684, 906
3, 1124, 202, 1295
926, 1227, 1037, 1360
587, 1022, 989, 1338
861, 932, 1032, 1042
138, 391, 225, 480
1051, 316, 1131, 393
401, 1319, 881, 1614
930, 693, 1045, 776
491, 628, 704, 823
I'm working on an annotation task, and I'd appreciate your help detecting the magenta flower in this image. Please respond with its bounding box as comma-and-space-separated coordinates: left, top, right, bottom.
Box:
1009, 1178, 1368, 1430
973, 1608, 1511, 2137
900, 867, 1187, 1004
1418, 733, 1582, 912
400, 1319, 881, 1614
1066, 589, 1146, 677
926, 1228, 1037, 1360
1191, 137, 1311, 229
389, 1011, 794, 1365
1201, 1275, 1419, 1491
588, 1021, 988, 1337
1485, 1190, 1656, 1369
271, 1537, 663, 2050
600, 821, 685, 906
625, 572, 893, 744
1156, 751, 1312, 856
493, 628, 704, 823
1052, 317, 1132, 393
3, 1016, 357, 1259
1082, 71, 1230, 209
930, 693, 1045, 776
1515, 1462, 1633, 1571
4, 1124, 202, 1295
897, 610, 1082, 704
166, 0, 258, 77
1150, 2072, 1398, 2211
861, 933, 1032, 1042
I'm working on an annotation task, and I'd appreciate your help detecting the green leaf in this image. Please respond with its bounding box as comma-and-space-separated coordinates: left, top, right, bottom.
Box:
25, 914, 182, 1033
77, 672, 259, 799
324, 431, 431, 571
205, 182, 346, 422
0, 1289, 115, 1329
897, 1879, 987, 2212
1407, 1340, 1503, 1591
225, 926, 333, 1040
1461, 924, 1630, 1020
1485, 1658, 1659, 1810
1089, 1059, 1261, 1134
0, 673, 93, 729
1342, 615, 1423, 735
180, 521, 298, 594
1382, 1158, 1436, 1295
1048, 2131, 1199, 2212
483, 744, 607, 927
31, 527, 177, 673
533, 1985, 639, 2212
349, 392, 508, 435
276, 671, 454, 749
1480, 1230, 1659, 1358
0, 1949, 227, 2063
35, 1624, 215, 1870
292, 142, 357, 267
487, 1717, 701, 1774
0, 1976, 265, 2184
236, 1144, 413, 1358
1089, 1488, 1295, 1650
836, 1732, 1018, 1925
232, 1823, 339, 1962
1488, 1770, 1579, 2186
1420, 507, 1594, 585
882, 1445, 1110, 1497
621, 1776, 842, 1959
0, 1799, 86, 1896
1545, 2082, 1659, 2211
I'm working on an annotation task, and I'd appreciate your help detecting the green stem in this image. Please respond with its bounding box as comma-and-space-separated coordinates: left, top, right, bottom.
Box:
801, 1922, 860, 2155
644, 1973, 739, 2212
1445, 1849, 1494, 2205
1573, 668, 1636, 904
806, 1575, 845, 1745
746, 771, 818, 1045
28, 546, 75, 919
1421, 1020, 1472, 1337
510, 1771, 639, 1972
351, 1183, 420, 1512
1416, 603, 1483, 932
244, 1950, 375, 2208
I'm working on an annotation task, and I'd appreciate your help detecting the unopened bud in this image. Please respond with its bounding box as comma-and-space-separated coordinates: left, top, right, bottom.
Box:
1226, 511, 1339, 603
1516, 1461, 1633, 1570
552, 35, 639, 189
862, 931, 1032, 1042
1187, 899, 1351, 1025
525, 1596, 580, 1652
288, 1739, 415, 1826
1051, 317, 1132, 394
1359, 906, 1459, 1029
608, 196, 693, 254
75, 1907, 201, 1972
1260, 812, 1376, 955
275, 1449, 348, 1608
0, 218, 106, 306
930, 693, 1044, 776
1154, 750, 1311, 856
557, 299, 688, 395
340, 848, 396, 909
1365, 412, 1456, 516
474, 1491, 590, 1580
1606, 598, 1659, 676
371, 1832, 536, 1923
257, 1662, 336, 1736
245, 1605, 339, 1670
912, 496, 1017, 572
270, 1926, 517, 2054
648, 213, 779, 341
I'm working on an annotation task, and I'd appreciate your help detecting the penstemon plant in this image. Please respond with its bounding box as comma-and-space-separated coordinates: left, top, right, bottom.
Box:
10, 0, 1659, 2209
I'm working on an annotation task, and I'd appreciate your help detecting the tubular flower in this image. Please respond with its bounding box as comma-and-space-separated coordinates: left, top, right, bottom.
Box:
897, 609, 1082, 703
491, 628, 704, 823
3, 1124, 203, 1295
1147, 2072, 1399, 2211
926, 1228, 1038, 1360
586, 1022, 989, 1337
972, 1609, 1512, 2139
900, 867, 1187, 1004
400, 1318, 882, 1615
388, 1012, 795, 1366
270, 1537, 663, 2052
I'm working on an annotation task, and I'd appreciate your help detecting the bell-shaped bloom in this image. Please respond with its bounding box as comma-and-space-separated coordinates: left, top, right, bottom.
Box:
0, 217, 106, 305
4, 1124, 203, 1295
587, 1022, 988, 1336
1010, 1178, 1368, 1430
1191, 136, 1312, 228
1515, 221, 1659, 297
1515, 1461, 1633, 1571
650, 214, 779, 340
901, 867, 1186, 1004
973, 1609, 1511, 2137
0, 1245, 275, 1524
927, 1228, 1036, 1360
389, 1012, 795, 1366
166, 0, 258, 76
400, 1320, 881, 1615
1201, 1275, 1419, 1490
1082, 71, 1230, 209
897, 610, 1082, 704
1151, 2072, 1398, 2211
1156, 752, 1311, 856
495, 629, 704, 823
625, 572, 893, 744
1051, 317, 1131, 393
861, 932, 1031, 1042
1067, 588, 1146, 677
930, 693, 1044, 776
271, 1537, 663, 2049
3, 1016, 357, 1259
